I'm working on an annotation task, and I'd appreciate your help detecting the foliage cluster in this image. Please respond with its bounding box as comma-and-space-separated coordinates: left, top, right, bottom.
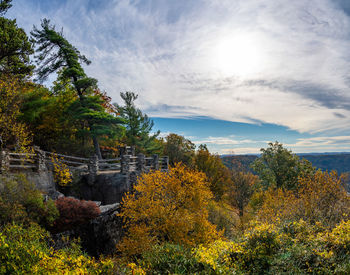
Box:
50, 152, 72, 186
0, 223, 117, 274
0, 0, 34, 78
0, 174, 58, 228
252, 170, 350, 228
194, 219, 350, 274
0, 76, 33, 152
114, 92, 162, 154
251, 141, 315, 190
126, 243, 214, 275
117, 164, 222, 258
53, 196, 101, 232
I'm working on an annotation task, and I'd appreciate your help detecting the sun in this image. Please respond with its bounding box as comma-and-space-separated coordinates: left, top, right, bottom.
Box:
212, 32, 265, 77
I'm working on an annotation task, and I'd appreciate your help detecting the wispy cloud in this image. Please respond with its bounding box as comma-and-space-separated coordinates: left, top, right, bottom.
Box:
193, 135, 260, 146
8, 0, 350, 136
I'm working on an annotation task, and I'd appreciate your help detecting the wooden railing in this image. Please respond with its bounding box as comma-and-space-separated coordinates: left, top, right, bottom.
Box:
0, 147, 169, 175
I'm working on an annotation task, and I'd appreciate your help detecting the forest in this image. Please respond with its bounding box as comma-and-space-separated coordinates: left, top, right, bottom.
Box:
1, 0, 350, 274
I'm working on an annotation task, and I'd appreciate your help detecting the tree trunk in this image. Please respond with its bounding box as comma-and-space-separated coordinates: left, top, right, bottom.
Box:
93, 136, 102, 159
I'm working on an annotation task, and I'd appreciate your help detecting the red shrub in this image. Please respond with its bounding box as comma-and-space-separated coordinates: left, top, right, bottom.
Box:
53, 197, 101, 232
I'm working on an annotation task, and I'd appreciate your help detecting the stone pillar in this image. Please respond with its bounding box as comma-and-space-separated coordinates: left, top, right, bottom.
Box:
162, 156, 169, 171
137, 153, 145, 173
0, 151, 9, 172
119, 146, 127, 157
35, 148, 47, 172
88, 155, 99, 185
152, 154, 159, 170
121, 155, 130, 175
130, 146, 136, 156
121, 154, 130, 190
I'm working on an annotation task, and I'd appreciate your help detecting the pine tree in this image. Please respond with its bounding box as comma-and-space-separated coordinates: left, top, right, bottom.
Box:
115, 92, 161, 154
31, 19, 123, 158
0, 0, 34, 77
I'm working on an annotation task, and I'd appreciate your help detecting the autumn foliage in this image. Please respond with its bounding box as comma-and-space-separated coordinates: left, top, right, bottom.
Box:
53, 197, 101, 232
253, 170, 350, 228
117, 164, 222, 258
0, 76, 33, 152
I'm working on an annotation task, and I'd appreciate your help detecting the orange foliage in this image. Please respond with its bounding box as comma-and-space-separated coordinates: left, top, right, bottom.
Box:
117, 164, 222, 258
255, 170, 350, 227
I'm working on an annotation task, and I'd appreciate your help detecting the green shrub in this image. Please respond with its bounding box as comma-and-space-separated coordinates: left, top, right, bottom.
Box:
207, 200, 239, 238
0, 223, 117, 274
0, 174, 59, 228
137, 243, 214, 275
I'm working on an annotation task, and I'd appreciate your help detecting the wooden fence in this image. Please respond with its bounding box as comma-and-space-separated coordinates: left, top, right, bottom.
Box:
0, 147, 169, 175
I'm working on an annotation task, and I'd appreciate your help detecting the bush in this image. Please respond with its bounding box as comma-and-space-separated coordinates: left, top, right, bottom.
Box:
0, 223, 116, 274
0, 174, 59, 228
53, 197, 101, 232
117, 164, 222, 258
194, 219, 350, 274
254, 170, 350, 228
207, 200, 239, 238
136, 243, 214, 275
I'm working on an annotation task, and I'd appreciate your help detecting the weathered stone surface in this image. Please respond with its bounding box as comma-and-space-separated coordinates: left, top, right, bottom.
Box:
47, 189, 64, 200
99, 202, 119, 214
63, 172, 136, 205
22, 170, 56, 194
52, 203, 124, 257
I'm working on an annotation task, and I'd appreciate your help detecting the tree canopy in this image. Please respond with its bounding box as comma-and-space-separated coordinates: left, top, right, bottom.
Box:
251, 141, 315, 190
115, 92, 161, 154
0, 0, 34, 77
31, 19, 123, 158
164, 133, 196, 166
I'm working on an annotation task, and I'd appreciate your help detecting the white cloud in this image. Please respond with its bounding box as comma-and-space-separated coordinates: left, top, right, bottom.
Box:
193, 135, 258, 146
8, 0, 350, 135
221, 147, 261, 155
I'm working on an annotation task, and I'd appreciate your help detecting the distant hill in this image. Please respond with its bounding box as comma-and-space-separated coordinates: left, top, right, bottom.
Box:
221, 153, 350, 175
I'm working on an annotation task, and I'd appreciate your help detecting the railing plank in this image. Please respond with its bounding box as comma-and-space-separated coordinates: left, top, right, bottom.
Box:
9, 164, 36, 169
9, 158, 35, 162
98, 158, 121, 162
9, 153, 36, 157
44, 151, 89, 161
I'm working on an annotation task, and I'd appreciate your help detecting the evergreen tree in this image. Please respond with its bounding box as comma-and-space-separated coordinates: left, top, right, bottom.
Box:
0, 0, 12, 15
115, 92, 161, 154
31, 19, 123, 158
0, 0, 34, 77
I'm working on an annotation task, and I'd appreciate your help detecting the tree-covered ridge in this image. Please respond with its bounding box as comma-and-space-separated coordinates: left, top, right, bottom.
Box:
222, 153, 350, 178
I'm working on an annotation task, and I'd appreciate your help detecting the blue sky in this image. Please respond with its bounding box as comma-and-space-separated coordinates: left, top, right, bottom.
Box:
7, 0, 350, 154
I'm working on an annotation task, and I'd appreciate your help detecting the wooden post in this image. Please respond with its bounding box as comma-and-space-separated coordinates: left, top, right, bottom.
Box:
137, 153, 145, 173
0, 151, 9, 172
152, 154, 159, 170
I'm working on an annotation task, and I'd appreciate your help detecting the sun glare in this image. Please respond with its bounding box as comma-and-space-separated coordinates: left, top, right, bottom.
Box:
212, 33, 265, 77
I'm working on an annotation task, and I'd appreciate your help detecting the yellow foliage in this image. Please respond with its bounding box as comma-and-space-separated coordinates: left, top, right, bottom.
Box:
195, 239, 243, 272
117, 164, 222, 258
0, 76, 33, 153
51, 153, 72, 186
254, 170, 350, 228
0, 223, 116, 274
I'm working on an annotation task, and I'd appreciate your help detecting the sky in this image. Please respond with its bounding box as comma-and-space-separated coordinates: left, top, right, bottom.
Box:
7, 0, 350, 154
